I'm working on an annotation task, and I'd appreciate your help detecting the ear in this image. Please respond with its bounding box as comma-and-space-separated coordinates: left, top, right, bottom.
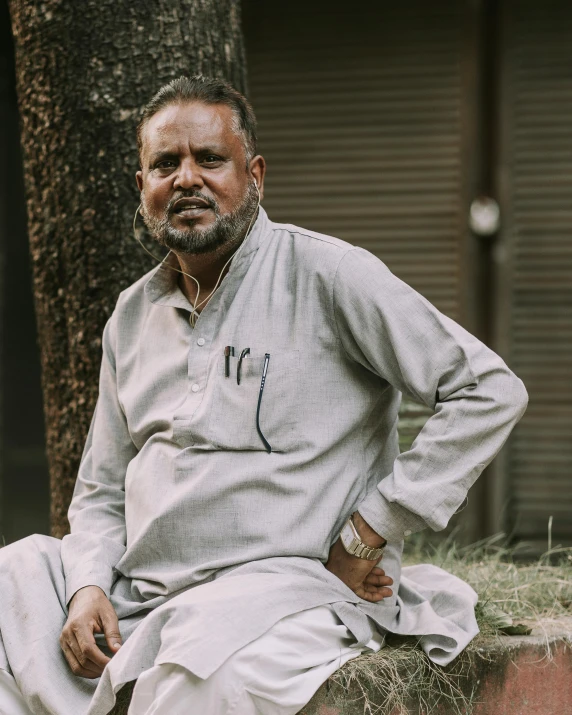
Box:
136, 170, 143, 192
249, 155, 266, 201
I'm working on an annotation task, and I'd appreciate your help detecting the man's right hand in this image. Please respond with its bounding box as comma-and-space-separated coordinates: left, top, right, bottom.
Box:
60, 585, 122, 679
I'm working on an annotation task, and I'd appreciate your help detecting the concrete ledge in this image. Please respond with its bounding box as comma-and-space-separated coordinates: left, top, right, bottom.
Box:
110, 624, 572, 715
301, 627, 572, 714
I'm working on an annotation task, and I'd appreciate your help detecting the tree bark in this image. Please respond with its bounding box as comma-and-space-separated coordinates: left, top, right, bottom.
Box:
8, 0, 247, 538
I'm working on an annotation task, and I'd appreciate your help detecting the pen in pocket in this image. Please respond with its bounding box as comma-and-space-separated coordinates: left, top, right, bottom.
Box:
237, 347, 251, 385
224, 346, 234, 377
256, 353, 272, 453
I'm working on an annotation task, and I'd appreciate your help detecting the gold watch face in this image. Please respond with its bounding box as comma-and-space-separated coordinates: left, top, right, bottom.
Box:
340, 521, 356, 552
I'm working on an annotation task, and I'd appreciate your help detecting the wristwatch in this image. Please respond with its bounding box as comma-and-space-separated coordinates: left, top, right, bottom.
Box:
340, 514, 386, 561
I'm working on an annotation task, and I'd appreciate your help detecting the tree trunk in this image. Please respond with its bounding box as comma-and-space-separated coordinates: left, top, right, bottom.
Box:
8, 0, 247, 538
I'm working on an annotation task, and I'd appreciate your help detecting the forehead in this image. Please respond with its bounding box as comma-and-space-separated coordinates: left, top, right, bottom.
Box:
141, 101, 242, 155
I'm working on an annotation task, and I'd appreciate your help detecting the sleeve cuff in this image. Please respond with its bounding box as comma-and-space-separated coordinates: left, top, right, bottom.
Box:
358, 487, 427, 543
64, 560, 114, 605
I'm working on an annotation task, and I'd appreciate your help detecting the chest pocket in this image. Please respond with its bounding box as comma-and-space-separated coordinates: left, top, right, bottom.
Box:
207, 351, 300, 452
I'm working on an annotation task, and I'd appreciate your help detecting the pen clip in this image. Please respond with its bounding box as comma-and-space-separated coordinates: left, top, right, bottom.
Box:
237, 347, 251, 385
256, 353, 272, 453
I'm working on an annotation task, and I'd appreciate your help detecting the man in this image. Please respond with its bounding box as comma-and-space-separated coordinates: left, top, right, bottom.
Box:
0, 76, 528, 715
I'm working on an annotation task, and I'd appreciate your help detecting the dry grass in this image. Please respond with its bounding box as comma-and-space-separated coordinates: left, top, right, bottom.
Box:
406, 533, 572, 638
330, 636, 480, 715
328, 533, 572, 715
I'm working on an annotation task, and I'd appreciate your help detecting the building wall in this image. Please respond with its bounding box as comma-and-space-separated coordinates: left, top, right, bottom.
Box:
243, 0, 572, 546
498, 0, 572, 548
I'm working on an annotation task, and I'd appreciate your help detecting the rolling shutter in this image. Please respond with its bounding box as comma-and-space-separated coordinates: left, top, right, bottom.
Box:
502, 1, 572, 545
243, 0, 467, 321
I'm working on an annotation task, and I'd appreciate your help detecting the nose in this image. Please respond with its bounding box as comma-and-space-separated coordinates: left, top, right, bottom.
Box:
173, 158, 203, 191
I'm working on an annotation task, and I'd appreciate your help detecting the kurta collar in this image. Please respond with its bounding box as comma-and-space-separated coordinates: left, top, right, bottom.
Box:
144, 206, 271, 309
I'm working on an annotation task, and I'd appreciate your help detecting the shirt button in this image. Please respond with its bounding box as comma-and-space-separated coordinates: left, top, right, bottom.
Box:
404, 529, 412, 537
197, 337, 205, 346
191, 383, 200, 393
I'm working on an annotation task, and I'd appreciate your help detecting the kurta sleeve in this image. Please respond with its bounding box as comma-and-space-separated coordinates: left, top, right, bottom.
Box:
60, 311, 137, 604
332, 247, 528, 543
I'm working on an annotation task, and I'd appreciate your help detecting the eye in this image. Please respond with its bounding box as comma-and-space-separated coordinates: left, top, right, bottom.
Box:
202, 155, 223, 165
155, 160, 177, 170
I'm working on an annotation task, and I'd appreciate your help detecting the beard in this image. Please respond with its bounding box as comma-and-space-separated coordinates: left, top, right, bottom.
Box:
140, 182, 259, 256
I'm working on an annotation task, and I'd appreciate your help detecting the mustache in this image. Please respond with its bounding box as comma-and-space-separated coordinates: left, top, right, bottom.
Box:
166, 190, 218, 215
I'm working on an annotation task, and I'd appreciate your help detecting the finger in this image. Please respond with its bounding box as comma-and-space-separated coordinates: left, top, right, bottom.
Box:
363, 581, 392, 595
369, 567, 387, 576
61, 640, 102, 679
364, 571, 392, 583
80, 640, 111, 671
364, 572, 393, 587
358, 589, 386, 603
64, 629, 90, 668
364, 583, 393, 598
101, 608, 122, 653
72, 622, 111, 671
66, 632, 107, 674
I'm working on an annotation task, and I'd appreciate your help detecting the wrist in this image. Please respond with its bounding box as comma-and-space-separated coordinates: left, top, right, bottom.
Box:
70, 585, 106, 605
353, 511, 386, 548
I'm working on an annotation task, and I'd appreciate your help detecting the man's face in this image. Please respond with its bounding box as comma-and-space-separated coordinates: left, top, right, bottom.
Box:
136, 101, 264, 255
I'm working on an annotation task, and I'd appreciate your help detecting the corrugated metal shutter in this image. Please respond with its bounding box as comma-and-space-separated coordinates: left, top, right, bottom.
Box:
502, 1, 572, 545
243, 0, 467, 322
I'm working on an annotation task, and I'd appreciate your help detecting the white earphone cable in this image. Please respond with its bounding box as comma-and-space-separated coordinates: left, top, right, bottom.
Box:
133, 185, 261, 326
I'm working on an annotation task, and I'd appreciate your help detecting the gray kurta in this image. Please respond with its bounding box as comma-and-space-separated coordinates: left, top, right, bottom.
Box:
0, 207, 527, 715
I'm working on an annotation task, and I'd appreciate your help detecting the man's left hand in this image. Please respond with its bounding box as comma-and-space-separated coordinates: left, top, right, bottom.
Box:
325, 512, 393, 603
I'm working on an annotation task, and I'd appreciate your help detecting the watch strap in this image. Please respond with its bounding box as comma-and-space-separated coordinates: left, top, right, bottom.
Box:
340, 515, 386, 561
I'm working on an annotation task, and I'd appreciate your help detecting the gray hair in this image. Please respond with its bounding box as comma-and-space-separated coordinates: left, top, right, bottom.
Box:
137, 75, 257, 166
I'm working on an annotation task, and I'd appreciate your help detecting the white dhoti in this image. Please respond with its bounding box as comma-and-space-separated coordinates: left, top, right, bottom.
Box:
0, 535, 478, 715
127, 605, 383, 715
0, 670, 34, 715
0, 605, 382, 715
